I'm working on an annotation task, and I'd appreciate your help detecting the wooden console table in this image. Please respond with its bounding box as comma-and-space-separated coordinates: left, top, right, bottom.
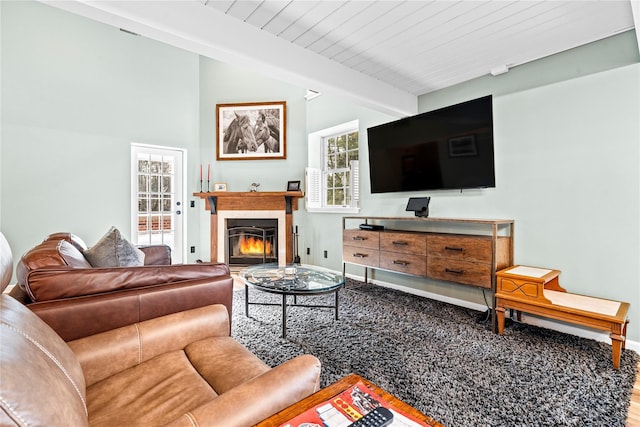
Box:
342, 216, 514, 330
194, 191, 304, 264
495, 265, 630, 369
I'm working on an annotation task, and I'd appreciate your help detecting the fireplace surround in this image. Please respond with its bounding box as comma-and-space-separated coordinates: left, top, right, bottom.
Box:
194, 191, 304, 265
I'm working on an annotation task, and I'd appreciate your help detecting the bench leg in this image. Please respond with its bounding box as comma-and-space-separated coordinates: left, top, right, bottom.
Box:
496, 306, 506, 334
610, 333, 624, 369
610, 320, 629, 369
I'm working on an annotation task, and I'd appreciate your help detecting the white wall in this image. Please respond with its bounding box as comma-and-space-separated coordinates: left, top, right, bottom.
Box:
1, 1, 199, 263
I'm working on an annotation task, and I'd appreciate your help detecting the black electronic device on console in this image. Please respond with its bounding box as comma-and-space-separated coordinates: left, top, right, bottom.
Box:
359, 224, 385, 231
406, 197, 431, 218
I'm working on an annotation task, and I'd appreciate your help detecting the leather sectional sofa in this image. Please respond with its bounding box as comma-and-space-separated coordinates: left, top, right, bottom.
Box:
0, 232, 322, 426
9, 232, 234, 341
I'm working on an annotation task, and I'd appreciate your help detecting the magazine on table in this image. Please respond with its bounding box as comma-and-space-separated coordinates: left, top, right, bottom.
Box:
279, 381, 431, 427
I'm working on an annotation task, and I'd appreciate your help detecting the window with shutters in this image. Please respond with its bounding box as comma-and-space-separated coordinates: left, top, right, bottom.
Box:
306, 120, 360, 213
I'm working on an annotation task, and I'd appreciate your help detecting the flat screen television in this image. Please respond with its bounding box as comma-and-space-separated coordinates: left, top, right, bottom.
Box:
367, 95, 495, 193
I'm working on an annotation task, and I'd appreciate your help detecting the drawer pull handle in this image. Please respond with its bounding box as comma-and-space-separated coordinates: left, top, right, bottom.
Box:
393, 260, 409, 266
353, 253, 368, 258
445, 246, 465, 252
392, 241, 408, 246
352, 236, 367, 241
445, 268, 465, 275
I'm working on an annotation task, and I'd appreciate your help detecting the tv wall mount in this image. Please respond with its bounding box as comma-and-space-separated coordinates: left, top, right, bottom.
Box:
406, 197, 431, 218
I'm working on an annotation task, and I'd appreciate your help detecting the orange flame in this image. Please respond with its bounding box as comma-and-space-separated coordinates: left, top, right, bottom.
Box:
239, 235, 272, 255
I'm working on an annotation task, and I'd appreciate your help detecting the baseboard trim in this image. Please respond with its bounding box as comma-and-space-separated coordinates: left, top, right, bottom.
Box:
345, 272, 640, 355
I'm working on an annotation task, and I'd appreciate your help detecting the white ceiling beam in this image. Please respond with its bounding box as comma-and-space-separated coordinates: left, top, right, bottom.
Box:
43, 0, 417, 117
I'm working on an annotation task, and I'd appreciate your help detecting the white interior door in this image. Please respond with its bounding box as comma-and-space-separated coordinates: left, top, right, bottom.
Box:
131, 144, 185, 263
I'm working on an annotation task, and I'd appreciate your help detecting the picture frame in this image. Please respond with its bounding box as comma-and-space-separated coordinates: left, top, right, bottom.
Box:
213, 182, 228, 192
216, 101, 286, 160
287, 180, 301, 191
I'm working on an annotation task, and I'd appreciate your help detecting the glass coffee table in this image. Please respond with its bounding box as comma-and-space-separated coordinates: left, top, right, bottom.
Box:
242, 263, 345, 338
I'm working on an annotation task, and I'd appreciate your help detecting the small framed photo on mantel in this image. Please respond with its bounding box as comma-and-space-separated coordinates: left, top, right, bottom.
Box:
213, 182, 228, 192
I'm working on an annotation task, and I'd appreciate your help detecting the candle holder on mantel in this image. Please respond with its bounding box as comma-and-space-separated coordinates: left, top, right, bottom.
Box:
199, 179, 210, 193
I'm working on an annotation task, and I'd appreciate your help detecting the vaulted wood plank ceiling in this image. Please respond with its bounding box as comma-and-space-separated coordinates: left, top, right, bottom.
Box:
203, 0, 636, 95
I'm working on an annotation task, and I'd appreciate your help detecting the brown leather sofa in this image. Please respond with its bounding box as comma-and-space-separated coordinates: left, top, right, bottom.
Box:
9, 232, 234, 341
0, 232, 322, 426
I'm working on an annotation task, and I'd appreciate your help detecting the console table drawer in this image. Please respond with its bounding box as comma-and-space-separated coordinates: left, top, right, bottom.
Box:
343, 229, 380, 249
380, 232, 427, 255
343, 246, 379, 268
427, 235, 492, 263
380, 251, 426, 276
428, 258, 492, 288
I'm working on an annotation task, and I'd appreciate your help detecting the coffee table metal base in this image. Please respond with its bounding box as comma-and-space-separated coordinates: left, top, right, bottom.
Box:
245, 286, 340, 338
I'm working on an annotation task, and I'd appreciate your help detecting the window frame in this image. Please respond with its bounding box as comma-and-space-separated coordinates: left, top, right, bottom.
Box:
306, 120, 360, 213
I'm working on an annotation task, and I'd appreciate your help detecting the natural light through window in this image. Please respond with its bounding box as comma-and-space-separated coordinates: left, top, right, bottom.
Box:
130, 144, 185, 262
306, 120, 360, 213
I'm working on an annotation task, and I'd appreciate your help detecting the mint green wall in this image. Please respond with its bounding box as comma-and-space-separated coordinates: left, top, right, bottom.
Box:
302, 34, 640, 340
1, 1, 199, 262
1, 1, 638, 341
197, 57, 307, 191
194, 57, 308, 261
302, 94, 395, 266
414, 37, 640, 340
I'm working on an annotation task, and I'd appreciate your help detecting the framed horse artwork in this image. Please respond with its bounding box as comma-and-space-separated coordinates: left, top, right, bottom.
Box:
216, 101, 286, 160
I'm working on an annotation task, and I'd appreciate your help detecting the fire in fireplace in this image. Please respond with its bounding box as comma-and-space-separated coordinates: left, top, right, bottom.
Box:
226, 219, 278, 266
239, 235, 272, 256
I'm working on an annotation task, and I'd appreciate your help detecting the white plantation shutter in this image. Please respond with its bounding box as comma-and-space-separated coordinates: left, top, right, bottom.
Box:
305, 167, 322, 209
306, 120, 359, 213
350, 160, 359, 208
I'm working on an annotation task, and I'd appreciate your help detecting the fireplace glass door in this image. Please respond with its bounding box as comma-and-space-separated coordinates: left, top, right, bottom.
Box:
226, 219, 278, 266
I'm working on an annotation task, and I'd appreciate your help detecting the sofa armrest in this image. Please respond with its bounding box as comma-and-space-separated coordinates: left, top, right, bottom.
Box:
166, 354, 322, 427
23, 262, 230, 302
68, 304, 230, 386
139, 245, 172, 265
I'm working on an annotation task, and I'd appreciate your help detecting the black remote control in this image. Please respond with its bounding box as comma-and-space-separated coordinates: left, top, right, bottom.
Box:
349, 406, 394, 427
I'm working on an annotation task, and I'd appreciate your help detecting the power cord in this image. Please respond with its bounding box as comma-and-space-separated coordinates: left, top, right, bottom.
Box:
476, 288, 492, 324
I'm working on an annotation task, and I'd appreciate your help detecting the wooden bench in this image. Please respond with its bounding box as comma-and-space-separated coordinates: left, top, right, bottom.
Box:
495, 265, 629, 369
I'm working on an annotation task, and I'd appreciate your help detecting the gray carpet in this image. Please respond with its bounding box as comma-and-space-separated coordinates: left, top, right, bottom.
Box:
231, 279, 638, 427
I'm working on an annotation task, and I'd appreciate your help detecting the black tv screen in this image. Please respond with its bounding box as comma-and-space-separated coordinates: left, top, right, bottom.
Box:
367, 95, 495, 193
